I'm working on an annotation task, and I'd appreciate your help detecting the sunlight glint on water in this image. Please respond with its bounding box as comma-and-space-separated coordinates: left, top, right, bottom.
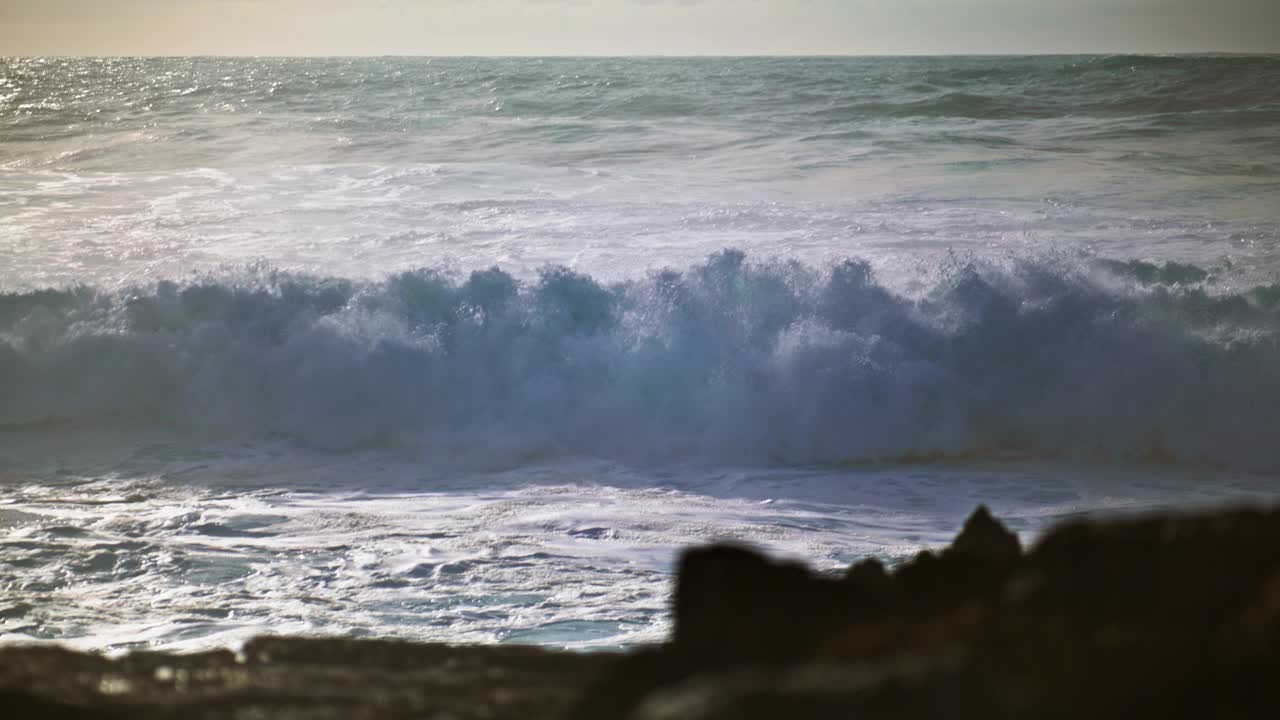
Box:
1, 55, 1279, 650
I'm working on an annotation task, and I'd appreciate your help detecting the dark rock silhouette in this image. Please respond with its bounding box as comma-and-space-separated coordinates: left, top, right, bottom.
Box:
0, 639, 611, 720
3, 505, 1278, 719
674, 544, 850, 663
574, 505, 1280, 719
946, 504, 1021, 565
0, 689, 119, 719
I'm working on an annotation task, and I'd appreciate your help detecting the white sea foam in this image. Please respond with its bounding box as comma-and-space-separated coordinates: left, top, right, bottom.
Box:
2, 55, 1279, 651
3, 252, 1279, 469
3, 449, 1275, 652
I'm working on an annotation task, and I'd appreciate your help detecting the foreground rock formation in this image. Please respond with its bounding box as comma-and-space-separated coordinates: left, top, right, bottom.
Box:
0, 637, 612, 720
3, 505, 1279, 718
576, 505, 1280, 719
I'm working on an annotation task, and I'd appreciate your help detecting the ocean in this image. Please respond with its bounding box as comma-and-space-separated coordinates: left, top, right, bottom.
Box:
2, 55, 1279, 652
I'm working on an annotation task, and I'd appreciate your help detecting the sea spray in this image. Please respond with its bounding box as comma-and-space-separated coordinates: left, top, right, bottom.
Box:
4, 251, 1278, 468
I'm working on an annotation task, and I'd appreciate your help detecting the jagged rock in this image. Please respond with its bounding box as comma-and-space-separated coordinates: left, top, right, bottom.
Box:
844, 557, 889, 585
673, 544, 848, 663
888, 507, 1024, 612
843, 557, 894, 608
576, 504, 1280, 719
946, 505, 1021, 566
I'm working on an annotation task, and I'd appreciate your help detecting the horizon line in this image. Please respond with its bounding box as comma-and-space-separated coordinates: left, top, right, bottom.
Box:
4, 51, 1278, 60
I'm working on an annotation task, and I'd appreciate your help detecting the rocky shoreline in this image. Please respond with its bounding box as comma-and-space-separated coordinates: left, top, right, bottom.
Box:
4, 505, 1278, 718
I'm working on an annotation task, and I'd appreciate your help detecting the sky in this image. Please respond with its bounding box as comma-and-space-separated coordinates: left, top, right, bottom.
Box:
1, 0, 1277, 56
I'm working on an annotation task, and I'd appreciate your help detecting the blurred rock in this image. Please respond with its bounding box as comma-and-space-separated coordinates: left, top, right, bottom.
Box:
0, 638, 612, 720
946, 504, 1021, 566
576, 505, 1280, 719
4, 505, 1278, 719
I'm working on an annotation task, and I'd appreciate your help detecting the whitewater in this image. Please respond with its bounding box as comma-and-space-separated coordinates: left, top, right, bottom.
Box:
2, 55, 1279, 651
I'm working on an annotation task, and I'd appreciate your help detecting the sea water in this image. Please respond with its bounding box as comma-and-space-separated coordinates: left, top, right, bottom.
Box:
2, 55, 1279, 651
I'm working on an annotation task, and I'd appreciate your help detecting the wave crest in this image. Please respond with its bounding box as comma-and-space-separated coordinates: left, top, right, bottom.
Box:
3, 251, 1279, 468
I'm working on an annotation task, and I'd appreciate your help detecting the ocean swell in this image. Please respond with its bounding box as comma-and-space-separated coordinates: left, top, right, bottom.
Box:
2, 251, 1279, 469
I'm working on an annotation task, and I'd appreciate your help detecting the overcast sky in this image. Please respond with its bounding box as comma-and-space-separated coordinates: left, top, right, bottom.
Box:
2, 0, 1277, 56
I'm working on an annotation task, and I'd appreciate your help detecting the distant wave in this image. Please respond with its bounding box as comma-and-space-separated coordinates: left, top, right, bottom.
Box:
3, 251, 1279, 469
3, 55, 1278, 158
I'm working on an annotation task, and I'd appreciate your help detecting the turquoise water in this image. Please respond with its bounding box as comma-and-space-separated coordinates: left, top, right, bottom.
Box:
1, 55, 1279, 651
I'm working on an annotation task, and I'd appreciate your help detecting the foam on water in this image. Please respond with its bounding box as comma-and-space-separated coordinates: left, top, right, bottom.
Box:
3, 56, 1279, 289
3, 55, 1279, 651
4, 447, 1276, 652
3, 252, 1280, 469
3, 251, 1280, 650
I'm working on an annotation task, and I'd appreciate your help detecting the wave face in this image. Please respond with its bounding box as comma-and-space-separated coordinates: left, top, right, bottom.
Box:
4, 253, 1279, 468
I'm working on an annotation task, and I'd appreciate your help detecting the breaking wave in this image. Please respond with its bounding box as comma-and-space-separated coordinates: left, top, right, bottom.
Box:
3, 251, 1279, 469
